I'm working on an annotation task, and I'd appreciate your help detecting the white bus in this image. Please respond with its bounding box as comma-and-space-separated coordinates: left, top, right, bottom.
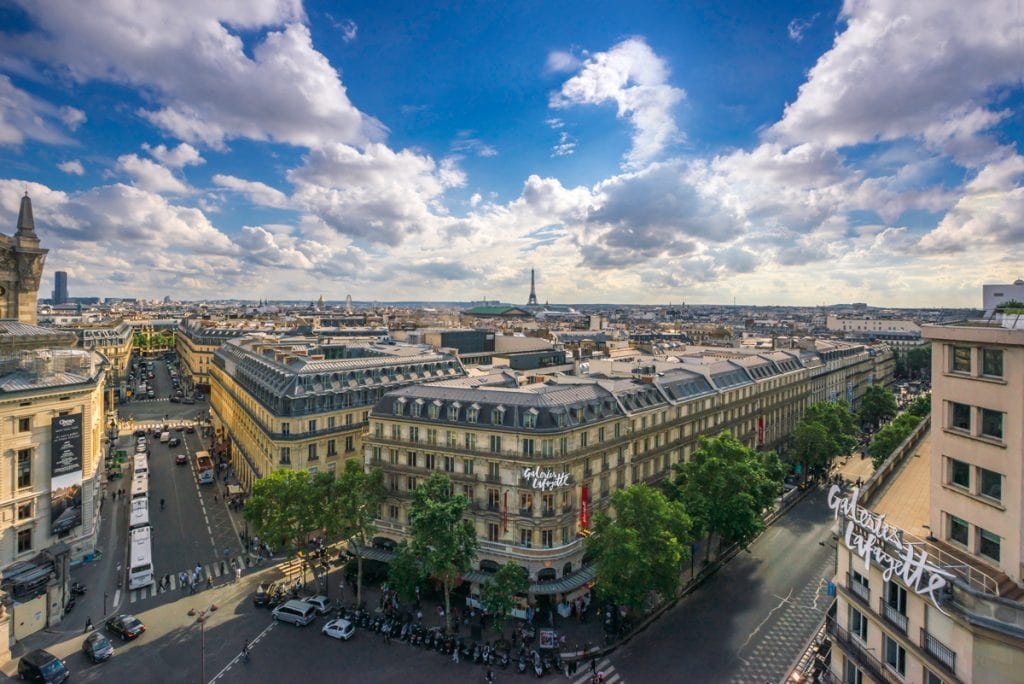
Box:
133, 453, 148, 478
195, 451, 215, 485
128, 525, 154, 589
130, 474, 149, 501
129, 498, 149, 530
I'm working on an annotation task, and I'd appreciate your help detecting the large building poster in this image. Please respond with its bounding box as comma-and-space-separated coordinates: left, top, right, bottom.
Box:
50, 414, 83, 536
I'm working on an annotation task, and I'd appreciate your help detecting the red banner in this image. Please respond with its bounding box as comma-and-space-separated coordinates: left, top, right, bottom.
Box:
757, 415, 765, 447
502, 491, 508, 532
580, 484, 589, 531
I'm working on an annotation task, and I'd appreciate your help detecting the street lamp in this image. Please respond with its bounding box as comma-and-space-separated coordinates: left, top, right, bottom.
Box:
188, 604, 217, 683
103, 592, 108, 617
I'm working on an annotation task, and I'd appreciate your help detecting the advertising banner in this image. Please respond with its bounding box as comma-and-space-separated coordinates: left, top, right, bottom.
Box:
757, 415, 765, 447
50, 414, 83, 536
580, 484, 589, 531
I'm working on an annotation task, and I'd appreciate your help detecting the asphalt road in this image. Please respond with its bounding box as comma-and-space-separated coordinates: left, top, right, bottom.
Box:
612, 487, 836, 684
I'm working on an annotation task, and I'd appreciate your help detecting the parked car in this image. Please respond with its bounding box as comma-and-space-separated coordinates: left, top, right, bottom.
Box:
82, 631, 114, 663
17, 649, 69, 683
195, 392, 205, 400
322, 618, 355, 640
272, 600, 317, 626
106, 614, 145, 640
133, 429, 146, 438
169, 396, 181, 403
175, 453, 188, 465
303, 595, 331, 615
182, 397, 196, 404
253, 580, 286, 607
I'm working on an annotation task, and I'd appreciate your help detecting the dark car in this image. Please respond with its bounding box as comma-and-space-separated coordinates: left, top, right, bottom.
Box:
106, 614, 145, 641
195, 392, 205, 400
182, 397, 196, 404
186, 425, 196, 433
169, 396, 181, 403
133, 429, 146, 438
17, 649, 69, 683
82, 631, 114, 663
253, 580, 286, 607
168, 437, 181, 447
175, 453, 188, 465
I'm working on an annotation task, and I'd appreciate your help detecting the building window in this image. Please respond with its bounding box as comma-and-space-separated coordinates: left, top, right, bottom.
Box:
981, 348, 1003, 378
467, 407, 479, 424
949, 459, 970, 489
407, 476, 418, 491
389, 449, 399, 465
307, 444, 318, 461
281, 422, 290, 436
885, 580, 907, 617
884, 634, 906, 676
979, 528, 1001, 562
950, 402, 971, 431
924, 669, 944, 684
17, 528, 31, 554
580, 432, 588, 448
16, 448, 31, 489
448, 405, 459, 421
541, 440, 553, 458
16, 502, 32, 521
522, 439, 534, 457
425, 453, 436, 470
308, 419, 317, 433
490, 435, 502, 453
279, 447, 291, 464
520, 529, 532, 548
488, 524, 499, 542
407, 452, 418, 468
950, 346, 971, 373
328, 462, 336, 477
444, 456, 455, 473
559, 437, 569, 455
949, 515, 969, 546
463, 459, 475, 475
427, 428, 437, 445
411, 402, 422, 418
519, 492, 533, 512
464, 433, 477, 450
389, 505, 399, 521
327, 440, 337, 457
848, 605, 868, 641
328, 416, 336, 429
541, 530, 553, 548
446, 431, 457, 447
487, 488, 500, 509
391, 424, 401, 440
598, 427, 605, 443
488, 461, 500, 480
374, 423, 383, 438
844, 659, 863, 684
523, 411, 537, 428
17, 417, 30, 432
980, 409, 1003, 440
409, 427, 420, 443
980, 468, 1002, 501
345, 436, 354, 453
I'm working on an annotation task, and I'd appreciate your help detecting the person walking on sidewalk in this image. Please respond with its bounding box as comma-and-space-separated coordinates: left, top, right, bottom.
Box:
235, 566, 242, 583
84, 616, 92, 633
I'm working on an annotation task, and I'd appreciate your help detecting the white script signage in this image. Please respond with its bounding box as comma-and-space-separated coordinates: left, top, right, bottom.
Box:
827, 485, 954, 612
522, 467, 572, 491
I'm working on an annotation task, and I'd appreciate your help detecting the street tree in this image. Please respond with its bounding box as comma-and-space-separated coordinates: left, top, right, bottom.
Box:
406, 472, 478, 635
868, 413, 923, 468
387, 541, 425, 606
335, 460, 386, 609
858, 385, 898, 430
803, 401, 859, 463
789, 419, 832, 476
906, 345, 931, 380
480, 561, 530, 634
244, 469, 318, 556
667, 432, 782, 564
906, 394, 930, 418
587, 484, 692, 610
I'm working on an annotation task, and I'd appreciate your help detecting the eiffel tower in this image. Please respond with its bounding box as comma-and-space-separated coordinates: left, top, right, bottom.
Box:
527, 269, 538, 306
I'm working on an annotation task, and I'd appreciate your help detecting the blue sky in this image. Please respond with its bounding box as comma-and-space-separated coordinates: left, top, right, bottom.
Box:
0, 1, 1020, 306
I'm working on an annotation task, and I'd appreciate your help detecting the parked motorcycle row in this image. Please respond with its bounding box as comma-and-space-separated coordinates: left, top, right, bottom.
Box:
332, 603, 566, 677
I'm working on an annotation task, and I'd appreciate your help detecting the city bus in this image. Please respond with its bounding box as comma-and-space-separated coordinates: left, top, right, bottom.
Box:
195, 451, 215, 484
130, 474, 149, 501
129, 498, 149, 530
128, 525, 154, 589
133, 453, 148, 479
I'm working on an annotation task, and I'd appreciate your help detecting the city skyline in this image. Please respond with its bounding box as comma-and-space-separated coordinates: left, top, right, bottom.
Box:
0, 1, 1021, 307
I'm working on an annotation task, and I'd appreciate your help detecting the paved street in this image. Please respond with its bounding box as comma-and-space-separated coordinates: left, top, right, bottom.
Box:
612, 487, 836, 684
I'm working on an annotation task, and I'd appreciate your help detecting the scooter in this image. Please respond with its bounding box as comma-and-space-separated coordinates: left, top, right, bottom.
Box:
517, 654, 527, 674
70, 581, 87, 596
532, 651, 544, 678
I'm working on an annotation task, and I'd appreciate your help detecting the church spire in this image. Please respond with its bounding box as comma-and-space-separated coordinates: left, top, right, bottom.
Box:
17, 192, 36, 236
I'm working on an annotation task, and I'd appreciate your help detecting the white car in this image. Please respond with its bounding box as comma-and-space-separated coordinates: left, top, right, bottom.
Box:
321, 618, 355, 641
303, 595, 331, 615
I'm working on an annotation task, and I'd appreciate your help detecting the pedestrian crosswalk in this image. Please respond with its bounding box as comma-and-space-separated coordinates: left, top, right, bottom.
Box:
129, 554, 256, 603
569, 657, 624, 684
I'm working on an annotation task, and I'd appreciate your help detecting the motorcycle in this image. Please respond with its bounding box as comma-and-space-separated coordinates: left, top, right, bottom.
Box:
532, 651, 544, 678
517, 654, 527, 674
499, 652, 510, 669
70, 581, 87, 596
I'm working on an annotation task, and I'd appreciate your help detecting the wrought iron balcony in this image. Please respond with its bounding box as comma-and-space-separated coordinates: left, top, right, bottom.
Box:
879, 597, 908, 634
920, 627, 957, 674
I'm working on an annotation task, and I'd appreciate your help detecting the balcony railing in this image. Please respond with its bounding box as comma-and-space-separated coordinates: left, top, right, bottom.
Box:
879, 597, 908, 634
826, 617, 901, 684
846, 573, 870, 603
920, 628, 957, 674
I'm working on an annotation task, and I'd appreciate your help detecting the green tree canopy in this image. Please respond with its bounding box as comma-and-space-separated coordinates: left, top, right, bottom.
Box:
906, 344, 931, 379
244, 469, 320, 556
858, 385, 898, 430
789, 419, 833, 473
587, 484, 692, 610
406, 472, 479, 634
905, 394, 931, 418
335, 460, 386, 609
667, 432, 782, 563
868, 413, 922, 468
480, 562, 530, 633
387, 541, 425, 606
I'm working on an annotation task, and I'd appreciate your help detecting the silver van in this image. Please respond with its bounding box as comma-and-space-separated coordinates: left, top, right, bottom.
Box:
271, 600, 317, 626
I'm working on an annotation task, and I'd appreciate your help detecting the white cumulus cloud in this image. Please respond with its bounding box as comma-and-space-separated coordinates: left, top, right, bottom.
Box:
142, 142, 204, 168
58, 160, 84, 175
116, 154, 190, 194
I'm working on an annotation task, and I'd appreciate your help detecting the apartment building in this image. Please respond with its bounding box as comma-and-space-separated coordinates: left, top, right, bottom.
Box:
177, 319, 279, 393
827, 320, 1024, 683
364, 342, 889, 598
59, 319, 133, 394
209, 334, 463, 490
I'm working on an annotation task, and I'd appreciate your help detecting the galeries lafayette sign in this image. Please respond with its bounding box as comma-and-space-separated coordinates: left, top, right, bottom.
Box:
522, 467, 572, 491
828, 485, 954, 612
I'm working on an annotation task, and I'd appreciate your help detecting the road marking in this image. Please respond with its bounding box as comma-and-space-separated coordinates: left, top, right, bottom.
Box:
209, 621, 276, 683
737, 587, 793, 663
113, 589, 120, 606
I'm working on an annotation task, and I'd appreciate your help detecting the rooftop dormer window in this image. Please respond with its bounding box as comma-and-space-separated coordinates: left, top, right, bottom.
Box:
524, 407, 539, 428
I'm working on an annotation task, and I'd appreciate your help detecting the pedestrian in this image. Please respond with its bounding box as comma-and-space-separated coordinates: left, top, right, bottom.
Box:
206, 575, 213, 589
590, 658, 597, 675
223, 546, 230, 559
84, 616, 92, 633
189, 581, 196, 595
235, 566, 242, 583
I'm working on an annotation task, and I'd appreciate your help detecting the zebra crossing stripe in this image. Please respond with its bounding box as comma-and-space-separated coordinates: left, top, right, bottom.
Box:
569, 659, 621, 684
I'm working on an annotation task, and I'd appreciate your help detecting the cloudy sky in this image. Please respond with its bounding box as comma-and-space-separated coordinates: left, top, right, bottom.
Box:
0, 1, 1020, 307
